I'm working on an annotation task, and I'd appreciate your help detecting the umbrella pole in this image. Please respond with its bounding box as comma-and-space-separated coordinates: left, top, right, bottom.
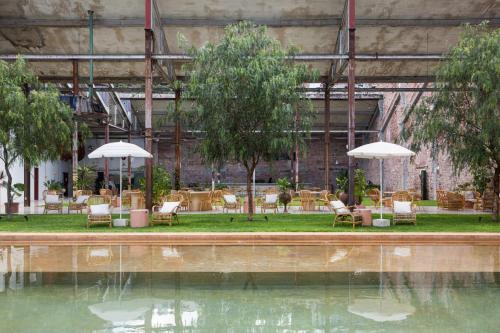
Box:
379, 159, 383, 219
119, 158, 122, 219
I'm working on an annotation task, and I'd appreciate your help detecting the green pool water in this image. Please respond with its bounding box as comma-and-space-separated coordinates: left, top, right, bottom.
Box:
1, 271, 499, 332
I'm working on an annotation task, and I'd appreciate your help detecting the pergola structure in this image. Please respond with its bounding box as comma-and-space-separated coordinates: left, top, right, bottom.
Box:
0, 0, 498, 208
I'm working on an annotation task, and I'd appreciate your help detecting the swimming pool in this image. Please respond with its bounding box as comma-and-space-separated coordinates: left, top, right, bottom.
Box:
0, 243, 499, 332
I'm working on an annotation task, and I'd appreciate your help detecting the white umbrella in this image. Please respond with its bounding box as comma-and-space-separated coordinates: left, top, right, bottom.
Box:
348, 141, 415, 225
88, 141, 152, 220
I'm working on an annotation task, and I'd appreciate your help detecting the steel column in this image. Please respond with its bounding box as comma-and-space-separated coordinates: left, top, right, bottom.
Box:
174, 88, 181, 190
72, 60, 79, 197
104, 120, 110, 187
87, 11, 94, 99
323, 82, 331, 190
347, 0, 356, 205
144, 16, 154, 211
128, 127, 132, 190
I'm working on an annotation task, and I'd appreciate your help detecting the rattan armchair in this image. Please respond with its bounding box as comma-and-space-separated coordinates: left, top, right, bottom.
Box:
315, 190, 331, 211
222, 194, 242, 213
436, 190, 448, 209
210, 190, 224, 210
68, 190, 92, 214
151, 201, 180, 226
392, 200, 417, 225
87, 195, 112, 228
331, 200, 362, 228
43, 193, 63, 214
259, 193, 279, 213
299, 190, 315, 211
446, 192, 465, 210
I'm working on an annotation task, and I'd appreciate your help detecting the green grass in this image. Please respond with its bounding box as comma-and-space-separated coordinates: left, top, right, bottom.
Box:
0, 213, 498, 233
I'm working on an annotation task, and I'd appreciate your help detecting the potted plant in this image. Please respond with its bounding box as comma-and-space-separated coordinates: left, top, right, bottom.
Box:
139, 165, 172, 205
3, 183, 24, 214
335, 169, 367, 205
335, 170, 349, 204
75, 165, 97, 191
44, 179, 64, 194
277, 177, 292, 213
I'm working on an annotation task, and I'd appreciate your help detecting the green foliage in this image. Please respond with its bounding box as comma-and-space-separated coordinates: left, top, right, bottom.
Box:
182, 21, 317, 219
75, 165, 97, 191
403, 22, 500, 219
0, 58, 76, 205
43, 179, 63, 192
11, 183, 24, 199
138, 165, 172, 205
336, 169, 367, 203
276, 177, 291, 193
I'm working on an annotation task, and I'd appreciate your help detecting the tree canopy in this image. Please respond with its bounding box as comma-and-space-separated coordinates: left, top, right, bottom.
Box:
0, 58, 75, 208
183, 21, 317, 219
404, 22, 500, 219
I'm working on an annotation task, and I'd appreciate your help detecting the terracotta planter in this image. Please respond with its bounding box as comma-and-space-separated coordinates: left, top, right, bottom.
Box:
4, 202, 19, 214
279, 192, 292, 213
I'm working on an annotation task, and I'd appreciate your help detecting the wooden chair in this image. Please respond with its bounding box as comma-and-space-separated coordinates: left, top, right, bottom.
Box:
259, 193, 279, 213
366, 188, 381, 207
481, 189, 495, 211
121, 190, 141, 207
151, 201, 180, 226
210, 190, 224, 210
178, 190, 190, 211
166, 193, 184, 202
446, 192, 465, 210
315, 190, 331, 211
299, 190, 315, 211
436, 190, 448, 209
331, 200, 362, 228
99, 188, 114, 207
86, 195, 112, 228
222, 194, 242, 213
392, 200, 417, 225
392, 191, 413, 202
43, 193, 63, 214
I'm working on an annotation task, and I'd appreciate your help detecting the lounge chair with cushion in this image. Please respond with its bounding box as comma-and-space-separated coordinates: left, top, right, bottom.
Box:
68, 193, 91, 214
151, 201, 180, 226
44, 193, 63, 214
331, 200, 363, 228
223, 194, 241, 213
260, 193, 279, 213
87, 195, 112, 228
392, 200, 417, 225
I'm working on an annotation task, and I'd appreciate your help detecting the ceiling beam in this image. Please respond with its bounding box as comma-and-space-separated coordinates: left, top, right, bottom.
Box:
0, 17, 497, 28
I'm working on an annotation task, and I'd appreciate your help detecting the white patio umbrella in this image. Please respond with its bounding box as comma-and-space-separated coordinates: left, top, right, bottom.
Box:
88, 141, 152, 222
347, 141, 415, 226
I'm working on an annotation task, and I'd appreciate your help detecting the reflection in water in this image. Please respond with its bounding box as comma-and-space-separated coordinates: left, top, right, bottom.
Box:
0, 244, 498, 332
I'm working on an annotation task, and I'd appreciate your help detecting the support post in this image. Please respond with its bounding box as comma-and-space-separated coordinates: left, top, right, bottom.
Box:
347, 0, 356, 205
104, 120, 110, 188
128, 127, 132, 190
87, 10, 94, 99
72, 60, 79, 197
23, 161, 30, 207
144, 26, 153, 211
174, 88, 181, 190
323, 82, 331, 190
294, 110, 300, 191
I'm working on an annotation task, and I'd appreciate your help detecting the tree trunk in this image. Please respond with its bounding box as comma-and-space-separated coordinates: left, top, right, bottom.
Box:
493, 166, 499, 222
4, 150, 13, 218
246, 167, 255, 221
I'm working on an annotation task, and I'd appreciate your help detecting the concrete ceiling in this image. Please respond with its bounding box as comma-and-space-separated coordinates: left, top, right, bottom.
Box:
0, 0, 498, 83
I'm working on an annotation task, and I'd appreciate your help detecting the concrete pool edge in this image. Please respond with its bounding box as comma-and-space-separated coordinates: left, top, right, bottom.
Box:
0, 232, 499, 245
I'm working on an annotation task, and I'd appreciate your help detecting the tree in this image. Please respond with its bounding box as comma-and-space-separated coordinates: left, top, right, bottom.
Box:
404, 22, 500, 220
184, 21, 317, 220
0, 58, 74, 214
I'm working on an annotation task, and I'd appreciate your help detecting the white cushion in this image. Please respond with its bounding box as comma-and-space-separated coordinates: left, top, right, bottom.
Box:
265, 194, 278, 204
160, 201, 180, 214
223, 195, 237, 204
331, 200, 350, 214
90, 204, 110, 215
393, 201, 412, 214
45, 194, 60, 204
75, 195, 89, 204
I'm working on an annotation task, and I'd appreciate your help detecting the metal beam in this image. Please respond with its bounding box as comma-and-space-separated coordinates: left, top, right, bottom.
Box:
329, 0, 348, 84
347, 0, 356, 206
144, 3, 154, 211
1, 17, 497, 28
324, 82, 331, 190
0, 53, 446, 61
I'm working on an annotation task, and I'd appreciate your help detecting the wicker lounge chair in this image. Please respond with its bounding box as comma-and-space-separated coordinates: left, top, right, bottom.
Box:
259, 193, 279, 213
87, 195, 112, 228
331, 200, 362, 228
151, 201, 180, 226
392, 200, 417, 225
222, 194, 242, 213
315, 190, 331, 211
43, 193, 63, 214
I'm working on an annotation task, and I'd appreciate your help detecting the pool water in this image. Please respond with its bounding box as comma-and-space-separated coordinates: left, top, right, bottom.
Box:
0, 244, 499, 332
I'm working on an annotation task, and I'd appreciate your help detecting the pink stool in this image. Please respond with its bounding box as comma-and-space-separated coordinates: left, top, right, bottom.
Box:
354, 208, 373, 226
130, 209, 149, 228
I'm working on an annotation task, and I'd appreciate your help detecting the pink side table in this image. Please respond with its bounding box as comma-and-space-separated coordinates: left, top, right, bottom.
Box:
354, 208, 372, 226
130, 209, 149, 228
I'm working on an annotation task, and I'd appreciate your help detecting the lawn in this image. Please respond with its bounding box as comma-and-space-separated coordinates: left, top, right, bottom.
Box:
0, 213, 498, 232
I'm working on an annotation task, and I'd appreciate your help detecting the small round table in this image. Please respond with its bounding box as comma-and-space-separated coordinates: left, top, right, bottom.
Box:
354, 208, 373, 226
130, 209, 149, 228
